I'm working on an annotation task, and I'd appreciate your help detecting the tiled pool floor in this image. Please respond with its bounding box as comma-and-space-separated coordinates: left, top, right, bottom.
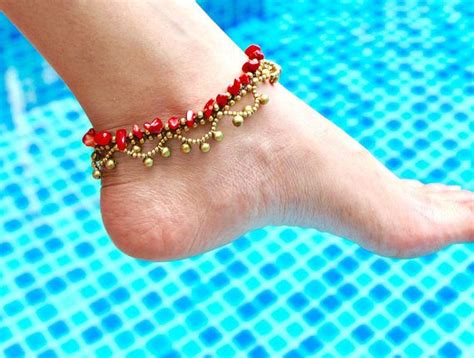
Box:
1, 1, 473, 356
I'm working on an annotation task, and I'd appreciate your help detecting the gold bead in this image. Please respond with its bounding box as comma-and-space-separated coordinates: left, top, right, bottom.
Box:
200, 142, 210, 152
244, 105, 253, 113
92, 170, 101, 179
232, 115, 244, 127
105, 159, 116, 170
259, 94, 269, 104
143, 157, 154, 167
262, 69, 270, 76
132, 145, 141, 153
213, 130, 224, 142
181, 143, 191, 153
161, 147, 171, 158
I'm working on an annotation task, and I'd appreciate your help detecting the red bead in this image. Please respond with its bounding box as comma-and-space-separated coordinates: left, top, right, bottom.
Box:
186, 110, 196, 128
168, 116, 180, 130
249, 50, 264, 60
82, 128, 96, 147
144, 117, 163, 133
132, 124, 143, 139
239, 73, 250, 85
94, 130, 112, 146
216, 93, 228, 108
244, 44, 261, 57
227, 79, 241, 96
203, 98, 215, 118
242, 59, 260, 73
116, 129, 127, 151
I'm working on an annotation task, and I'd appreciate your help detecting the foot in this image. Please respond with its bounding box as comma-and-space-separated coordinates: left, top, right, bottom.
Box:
71, 2, 473, 260
98, 79, 474, 260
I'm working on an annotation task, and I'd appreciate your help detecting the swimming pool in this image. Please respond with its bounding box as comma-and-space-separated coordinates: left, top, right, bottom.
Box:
1, 1, 473, 356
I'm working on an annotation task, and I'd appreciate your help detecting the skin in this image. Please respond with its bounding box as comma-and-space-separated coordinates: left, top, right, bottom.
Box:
2, 0, 473, 260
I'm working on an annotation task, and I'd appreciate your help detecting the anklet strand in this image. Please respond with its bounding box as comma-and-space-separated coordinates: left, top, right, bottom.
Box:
82, 45, 281, 179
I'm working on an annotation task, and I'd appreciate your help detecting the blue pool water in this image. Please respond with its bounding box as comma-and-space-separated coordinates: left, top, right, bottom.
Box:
1, 1, 473, 356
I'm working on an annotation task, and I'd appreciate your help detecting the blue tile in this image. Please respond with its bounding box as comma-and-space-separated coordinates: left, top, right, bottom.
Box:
24, 248, 44, 263
370, 259, 390, 275
403, 286, 423, 303
14, 273, 35, 288
74, 242, 94, 258
387, 327, 407, 344
402, 313, 424, 331
322, 269, 343, 285
110, 287, 130, 304
4, 344, 25, 357
90, 298, 111, 315
146, 335, 172, 355
284, 349, 303, 358
300, 336, 322, 354
142, 292, 162, 309
185, 311, 207, 330
215, 248, 234, 263
25, 288, 46, 305
369, 284, 390, 302
438, 342, 461, 357
420, 300, 441, 317
45, 238, 63, 252
255, 290, 277, 307
38, 349, 58, 358
26, 332, 47, 350
436, 286, 458, 305
233, 330, 256, 349
249, 346, 269, 358
323, 245, 342, 259
321, 295, 341, 312
46, 277, 67, 294
338, 284, 357, 299
132, 320, 152, 337
260, 263, 279, 279
228, 261, 248, 277
173, 296, 193, 312
210, 273, 229, 288
115, 331, 135, 349
238, 303, 258, 320
303, 308, 324, 325
82, 327, 103, 344
98, 273, 117, 288
438, 314, 460, 333
0, 242, 14, 256
48, 321, 70, 338
180, 269, 200, 285
287, 293, 309, 311
199, 327, 222, 345
4, 301, 24, 316
37, 304, 58, 321
102, 314, 123, 332
352, 324, 374, 343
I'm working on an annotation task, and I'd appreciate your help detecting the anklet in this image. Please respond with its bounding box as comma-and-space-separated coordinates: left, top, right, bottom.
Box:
82, 44, 281, 179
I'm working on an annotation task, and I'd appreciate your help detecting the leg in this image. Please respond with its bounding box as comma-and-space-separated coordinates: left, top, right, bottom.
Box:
3, 0, 473, 260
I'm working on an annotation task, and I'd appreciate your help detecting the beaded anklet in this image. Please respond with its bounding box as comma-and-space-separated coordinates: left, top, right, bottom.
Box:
82, 45, 281, 179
